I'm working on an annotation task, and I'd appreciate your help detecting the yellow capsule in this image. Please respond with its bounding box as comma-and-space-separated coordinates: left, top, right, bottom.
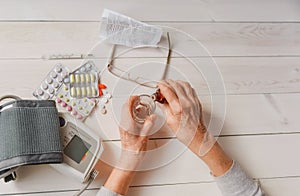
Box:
86, 86, 91, 96
80, 74, 85, 83
85, 74, 90, 83
75, 74, 80, 83
91, 87, 97, 96
81, 87, 86, 97
70, 74, 75, 84
90, 74, 95, 82
71, 87, 76, 97
78, 106, 83, 110
58, 93, 63, 98
76, 87, 81, 97
65, 98, 70, 102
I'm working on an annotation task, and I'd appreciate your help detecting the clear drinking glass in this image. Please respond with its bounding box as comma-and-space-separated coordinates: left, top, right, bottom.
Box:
132, 95, 156, 123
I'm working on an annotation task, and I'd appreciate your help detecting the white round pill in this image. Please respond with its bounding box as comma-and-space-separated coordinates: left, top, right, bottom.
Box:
50, 72, 57, 78
33, 91, 38, 97
57, 76, 63, 83
85, 63, 91, 69
42, 83, 48, 90
49, 87, 55, 94
46, 77, 53, 84
61, 71, 68, 78
44, 94, 50, 100
53, 82, 59, 88
80, 67, 86, 72
63, 77, 69, 83
55, 66, 63, 73
105, 93, 112, 99
101, 98, 108, 104
38, 89, 44, 96
101, 108, 107, 114
98, 104, 105, 109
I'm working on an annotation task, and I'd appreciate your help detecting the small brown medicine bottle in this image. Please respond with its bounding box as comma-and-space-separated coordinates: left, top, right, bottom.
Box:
151, 89, 167, 104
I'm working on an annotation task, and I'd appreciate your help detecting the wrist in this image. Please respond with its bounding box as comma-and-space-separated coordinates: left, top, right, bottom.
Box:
115, 150, 145, 171
187, 127, 206, 155
197, 139, 233, 177
186, 129, 233, 177
104, 167, 136, 195
201, 142, 233, 176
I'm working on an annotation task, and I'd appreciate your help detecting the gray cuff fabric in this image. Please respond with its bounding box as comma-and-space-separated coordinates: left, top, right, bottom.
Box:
215, 161, 265, 196
97, 186, 124, 196
0, 100, 63, 172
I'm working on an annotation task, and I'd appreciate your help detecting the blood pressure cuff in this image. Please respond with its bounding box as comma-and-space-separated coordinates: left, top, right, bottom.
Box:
0, 100, 63, 174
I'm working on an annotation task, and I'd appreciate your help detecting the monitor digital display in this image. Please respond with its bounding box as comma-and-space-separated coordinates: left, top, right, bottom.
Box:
64, 135, 91, 164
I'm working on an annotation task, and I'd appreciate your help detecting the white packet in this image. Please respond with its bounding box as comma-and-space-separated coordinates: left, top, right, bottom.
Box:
100, 9, 163, 47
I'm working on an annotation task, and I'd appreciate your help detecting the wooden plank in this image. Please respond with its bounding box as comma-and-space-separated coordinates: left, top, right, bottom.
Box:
1, 134, 300, 194
0, 59, 300, 139
1, 57, 300, 96
0, 0, 299, 22
260, 177, 300, 196
103, 57, 300, 95
94, 93, 300, 140
0, 22, 300, 58
17, 183, 222, 196
9, 177, 300, 196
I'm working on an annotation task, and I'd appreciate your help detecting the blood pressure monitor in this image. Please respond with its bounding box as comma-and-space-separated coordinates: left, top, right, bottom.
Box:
51, 113, 103, 183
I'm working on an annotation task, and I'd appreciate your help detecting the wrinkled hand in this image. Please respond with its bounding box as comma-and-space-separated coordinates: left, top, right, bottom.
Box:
117, 96, 156, 170
158, 80, 206, 147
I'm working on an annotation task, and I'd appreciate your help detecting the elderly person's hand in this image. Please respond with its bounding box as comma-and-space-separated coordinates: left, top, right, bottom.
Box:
158, 80, 232, 176
118, 96, 156, 170
157, 80, 206, 147
103, 96, 156, 195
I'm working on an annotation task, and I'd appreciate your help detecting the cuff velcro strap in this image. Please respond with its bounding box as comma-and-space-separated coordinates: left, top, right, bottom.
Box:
0, 100, 63, 172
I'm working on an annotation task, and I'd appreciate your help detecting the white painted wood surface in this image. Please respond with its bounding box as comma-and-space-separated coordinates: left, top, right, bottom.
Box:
1, 22, 300, 58
0, 0, 300, 22
0, 1, 299, 195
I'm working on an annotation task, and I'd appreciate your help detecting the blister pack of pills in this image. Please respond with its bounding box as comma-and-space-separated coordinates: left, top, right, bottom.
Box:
56, 84, 97, 120
33, 64, 69, 100
64, 61, 99, 98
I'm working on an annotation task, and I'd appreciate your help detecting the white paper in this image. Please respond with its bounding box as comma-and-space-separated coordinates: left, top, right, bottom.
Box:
100, 9, 163, 47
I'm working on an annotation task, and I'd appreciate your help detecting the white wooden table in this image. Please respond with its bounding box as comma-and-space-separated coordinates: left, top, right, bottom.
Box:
1, 1, 300, 195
